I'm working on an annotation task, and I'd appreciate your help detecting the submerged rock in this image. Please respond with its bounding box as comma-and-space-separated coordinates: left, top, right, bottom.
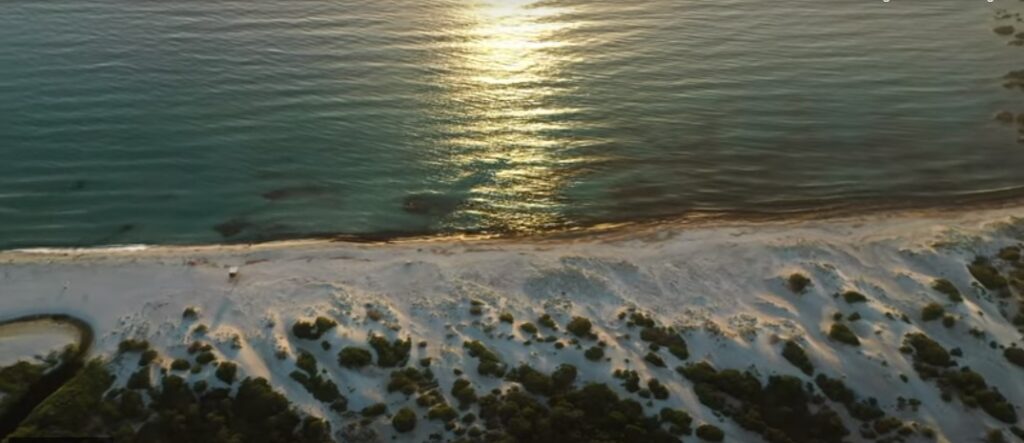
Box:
260, 185, 330, 202
995, 111, 1015, 124
401, 193, 462, 216
213, 218, 252, 238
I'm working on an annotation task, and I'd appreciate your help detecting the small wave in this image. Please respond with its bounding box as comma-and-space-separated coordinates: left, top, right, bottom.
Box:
12, 244, 150, 254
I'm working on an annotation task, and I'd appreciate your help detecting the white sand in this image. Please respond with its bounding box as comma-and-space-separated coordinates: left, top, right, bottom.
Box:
1, 205, 1022, 442
0, 320, 79, 367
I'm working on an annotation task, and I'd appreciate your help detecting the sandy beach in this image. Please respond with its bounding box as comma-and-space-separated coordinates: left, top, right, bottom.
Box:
0, 205, 1022, 442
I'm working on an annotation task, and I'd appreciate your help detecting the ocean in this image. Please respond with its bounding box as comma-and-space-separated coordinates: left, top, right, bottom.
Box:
1, 0, 1022, 248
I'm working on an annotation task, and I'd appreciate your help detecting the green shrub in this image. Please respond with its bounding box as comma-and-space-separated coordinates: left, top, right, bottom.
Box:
451, 378, 478, 407
695, 424, 724, 441
428, 404, 458, 422
998, 246, 1021, 262
987, 429, 1007, 443
499, 312, 514, 323
627, 312, 657, 328
841, 291, 867, 304
182, 306, 199, 320
519, 322, 538, 335
648, 378, 669, 400
614, 369, 641, 393
921, 303, 945, 322
931, 279, 962, 302
1005, 347, 1024, 368
905, 333, 951, 367
660, 408, 693, 435
463, 340, 506, 377
639, 326, 689, 360
290, 362, 341, 404
644, 352, 666, 367
138, 349, 158, 366
118, 339, 150, 353
566, 316, 593, 338
781, 340, 814, 375
338, 347, 372, 368
552, 364, 578, 391
508, 364, 554, 396
968, 258, 1008, 291
361, 403, 387, 417
170, 359, 190, 371
0, 361, 47, 416
12, 360, 333, 443
387, 367, 433, 396
942, 315, 956, 328
9, 360, 115, 437
474, 382, 676, 442
195, 351, 216, 365
828, 323, 860, 346
292, 316, 337, 340
788, 273, 811, 293
538, 314, 557, 330
392, 407, 417, 433
584, 346, 604, 361
368, 334, 411, 367
296, 351, 318, 376
216, 362, 237, 384
127, 368, 150, 390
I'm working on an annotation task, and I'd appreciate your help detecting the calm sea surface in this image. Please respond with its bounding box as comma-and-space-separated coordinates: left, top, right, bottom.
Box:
1, 0, 1023, 248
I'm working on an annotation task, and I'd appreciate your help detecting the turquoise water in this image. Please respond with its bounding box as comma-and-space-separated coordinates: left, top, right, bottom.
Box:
1, 0, 1022, 248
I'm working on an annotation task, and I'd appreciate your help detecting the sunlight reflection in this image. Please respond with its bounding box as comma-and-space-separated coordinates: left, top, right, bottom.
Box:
437, 0, 583, 232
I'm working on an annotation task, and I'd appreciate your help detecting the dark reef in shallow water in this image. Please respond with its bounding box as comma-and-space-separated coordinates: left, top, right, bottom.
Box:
402, 193, 462, 217
261, 185, 331, 201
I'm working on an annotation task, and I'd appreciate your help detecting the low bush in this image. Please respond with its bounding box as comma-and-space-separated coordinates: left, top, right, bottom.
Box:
639, 325, 689, 360
170, 359, 190, 371
841, 291, 868, 304
660, 408, 693, 435
392, 407, 417, 433
464, 340, 506, 377
695, 424, 724, 441
338, 347, 373, 368
678, 361, 849, 443
788, 273, 811, 293
645, 352, 666, 367
967, 257, 1008, 292
10, 361, 333, 443
782, 340, 814, 375
292, 316, 338, 340
368, 334, 411, 368
216, 362, 237, 384
931, 278, 962, 302
538, 314, 558, 330
566, 316, 593, 338
648, 378, 669, 400
520, 322, 538, 335
361, 403, 387, 417
428, 404, 458, 422
921, 303, 945, 322
828, 323, 860, 346
451, 378, 478, 408
1004, 347, 1024, 368
117, 339, 150, 353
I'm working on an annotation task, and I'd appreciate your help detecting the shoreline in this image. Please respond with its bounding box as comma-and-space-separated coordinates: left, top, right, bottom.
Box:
4, 195, 1024, 260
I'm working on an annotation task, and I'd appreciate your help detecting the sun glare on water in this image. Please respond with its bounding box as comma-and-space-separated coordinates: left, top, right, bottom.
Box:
434, 0, 587, 232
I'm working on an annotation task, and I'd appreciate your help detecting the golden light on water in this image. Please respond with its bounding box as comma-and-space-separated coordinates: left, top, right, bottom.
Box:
436, 0, 584, 232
